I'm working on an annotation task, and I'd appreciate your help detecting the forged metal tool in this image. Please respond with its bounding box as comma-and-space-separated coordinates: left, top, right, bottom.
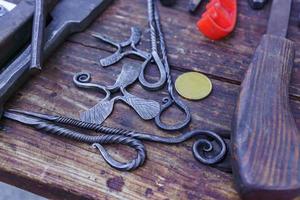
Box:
232, 0, 300, 199
94, 1, 190, 130
140, 0, 167, 90
3, 109, 146, 171
73, 63, 160, 124
0, 0, 57, 68
97, 4, 167, 91
94, 27, 150, 67
150, 0, 191, 130
30, 0, 46, 71
4, 109, 230, 171
0, 0, 112, 116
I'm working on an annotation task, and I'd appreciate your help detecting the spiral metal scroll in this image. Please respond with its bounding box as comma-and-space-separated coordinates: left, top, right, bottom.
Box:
5, 109, 227, 169
53, 115, 226, 165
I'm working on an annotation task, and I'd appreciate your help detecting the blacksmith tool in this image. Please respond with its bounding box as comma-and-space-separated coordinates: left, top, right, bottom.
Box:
248, 0, 268, 10
97, 3, 167, 91
73, 63, 160, 124
0, 0, 57, 68
30, 0, 46, 71
0, 0, 112, 116
149, 0, 191, 130
95, 0, 190, 130
93, 27, 150, 67
3, 109, 230, 171
232, 0, 300, 199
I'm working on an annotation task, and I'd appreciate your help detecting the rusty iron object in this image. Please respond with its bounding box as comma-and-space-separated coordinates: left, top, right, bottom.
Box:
0, 0, 57, 68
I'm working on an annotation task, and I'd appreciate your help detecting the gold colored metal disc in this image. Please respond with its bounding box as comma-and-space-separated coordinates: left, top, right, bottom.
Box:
175, 72, 212, 100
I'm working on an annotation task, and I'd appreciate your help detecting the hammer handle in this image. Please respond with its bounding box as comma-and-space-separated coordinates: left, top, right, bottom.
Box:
232, 34, 300, 199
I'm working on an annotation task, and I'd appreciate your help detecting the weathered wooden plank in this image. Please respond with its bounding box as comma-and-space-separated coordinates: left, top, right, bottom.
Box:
67, 0, 300, 97
2, 0, 300, 199
1, 38, 300, 199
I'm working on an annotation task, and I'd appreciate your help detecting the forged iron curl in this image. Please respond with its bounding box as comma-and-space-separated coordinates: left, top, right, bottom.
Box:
150, 0, 191, 130
4, 110, 146, 171
91, 0, 191, 130
73, 67, 160, 124
5, 109, 227, 167
56, 115, 226, 165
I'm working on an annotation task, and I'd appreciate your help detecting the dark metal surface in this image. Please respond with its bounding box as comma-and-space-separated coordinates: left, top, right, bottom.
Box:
30, 0, 46, 71
248, 0, 268, 10
149, 0, 191, 130
266, 0, 292, 37
3, 109, 146, 171
96, 3, 167, 91
159, 0, 176, 7
73, 63, 160, 124
188, 0, 202, 12
148, 0, 191, 131
0, 0, 56, 68
96, 0, 191, 130
0, 0, 113, 116
140, 0, 167, 90
94, 27, 150, 66
4, 109, 231, 171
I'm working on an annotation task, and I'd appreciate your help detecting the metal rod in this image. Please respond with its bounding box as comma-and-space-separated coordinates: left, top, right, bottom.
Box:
30, 0, 45, 71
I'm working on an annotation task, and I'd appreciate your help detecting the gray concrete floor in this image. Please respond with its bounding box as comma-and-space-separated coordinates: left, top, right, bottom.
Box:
0, 182, 45, 200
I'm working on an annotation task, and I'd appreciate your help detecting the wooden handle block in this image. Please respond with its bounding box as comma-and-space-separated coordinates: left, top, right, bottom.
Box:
232, 34, 300, 200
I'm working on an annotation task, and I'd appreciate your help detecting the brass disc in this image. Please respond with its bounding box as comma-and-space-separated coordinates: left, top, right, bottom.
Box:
175, 72, 212, 100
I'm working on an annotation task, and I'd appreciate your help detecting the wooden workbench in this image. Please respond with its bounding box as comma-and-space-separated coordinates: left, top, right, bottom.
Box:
1, 0, 300, 199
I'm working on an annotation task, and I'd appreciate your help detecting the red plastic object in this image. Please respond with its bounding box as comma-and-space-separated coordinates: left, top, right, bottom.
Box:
197, 0, 237, 40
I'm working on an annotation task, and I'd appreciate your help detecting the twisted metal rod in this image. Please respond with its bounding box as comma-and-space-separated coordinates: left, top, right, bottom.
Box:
150, 0, 191, 130
3, 110, 146, 171
5, 109, 227, 169
55, 115, 226, 165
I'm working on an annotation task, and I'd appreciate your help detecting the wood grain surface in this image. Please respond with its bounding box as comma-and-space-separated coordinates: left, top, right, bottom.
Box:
1, 0, 300, 199
232, 35, 300, 199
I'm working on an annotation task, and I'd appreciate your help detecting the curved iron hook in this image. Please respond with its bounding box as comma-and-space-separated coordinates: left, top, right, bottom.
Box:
154, 96, 191, 130
3, 110, 146, 171
73, 72, 110, 97
50, 114, 226, 166
138, 51, 167, 91
5, 109, 228, 169
149, 0, 192, 130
